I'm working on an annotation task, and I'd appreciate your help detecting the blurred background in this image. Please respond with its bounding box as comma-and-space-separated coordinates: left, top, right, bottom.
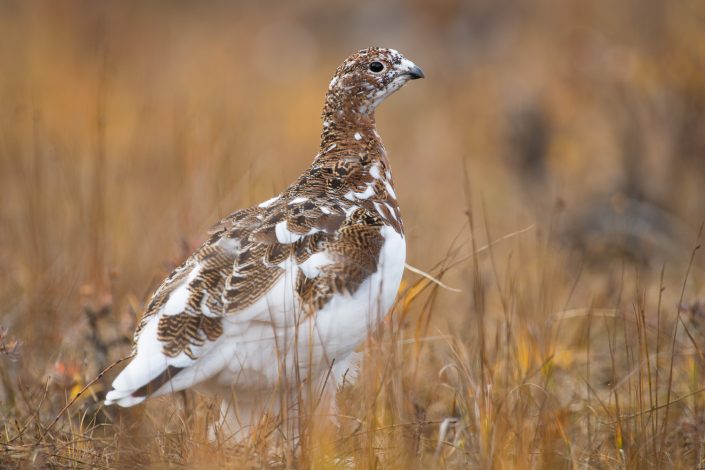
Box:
1, 0, 705, 467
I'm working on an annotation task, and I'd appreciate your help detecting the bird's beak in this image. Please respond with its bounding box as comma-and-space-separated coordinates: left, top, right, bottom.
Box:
399, 58, 425, 80
407, 65, 425, 79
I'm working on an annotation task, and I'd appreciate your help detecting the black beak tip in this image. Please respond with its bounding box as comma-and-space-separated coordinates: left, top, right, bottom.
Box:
408, 65, 425, 80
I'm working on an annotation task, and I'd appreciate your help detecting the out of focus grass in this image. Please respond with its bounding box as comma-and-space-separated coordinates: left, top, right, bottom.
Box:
1, 0, 705, 468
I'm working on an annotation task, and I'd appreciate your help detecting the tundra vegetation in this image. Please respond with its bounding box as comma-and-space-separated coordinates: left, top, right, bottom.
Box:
1, 1, 705, 468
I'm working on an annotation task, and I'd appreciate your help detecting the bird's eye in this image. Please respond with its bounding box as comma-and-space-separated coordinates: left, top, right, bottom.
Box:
369, 61, 385, 73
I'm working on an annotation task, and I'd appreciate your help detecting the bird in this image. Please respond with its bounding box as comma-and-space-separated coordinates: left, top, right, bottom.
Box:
104, 47, 424, 439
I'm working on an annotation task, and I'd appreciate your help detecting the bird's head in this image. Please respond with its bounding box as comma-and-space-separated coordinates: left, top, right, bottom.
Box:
325, 47, 424, 117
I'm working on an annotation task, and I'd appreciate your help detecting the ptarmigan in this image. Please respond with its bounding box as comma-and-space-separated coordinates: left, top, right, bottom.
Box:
105, 47, 424, 438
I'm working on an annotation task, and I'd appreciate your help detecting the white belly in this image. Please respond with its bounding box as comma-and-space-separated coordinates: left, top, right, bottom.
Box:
212, 225, 406, 391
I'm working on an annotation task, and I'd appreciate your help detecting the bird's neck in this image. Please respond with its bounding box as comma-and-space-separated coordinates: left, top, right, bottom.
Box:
316, 91, 392, 179
314, 94, 401, 232
319, 114, 378, 151
319, 91, 379, 153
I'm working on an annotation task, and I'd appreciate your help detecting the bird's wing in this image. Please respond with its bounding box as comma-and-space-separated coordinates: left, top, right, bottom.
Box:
105, 194, 380, 406
104, 209, 249, 406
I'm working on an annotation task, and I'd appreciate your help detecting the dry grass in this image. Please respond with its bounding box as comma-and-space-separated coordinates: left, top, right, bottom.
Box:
2, 0, 705, 468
